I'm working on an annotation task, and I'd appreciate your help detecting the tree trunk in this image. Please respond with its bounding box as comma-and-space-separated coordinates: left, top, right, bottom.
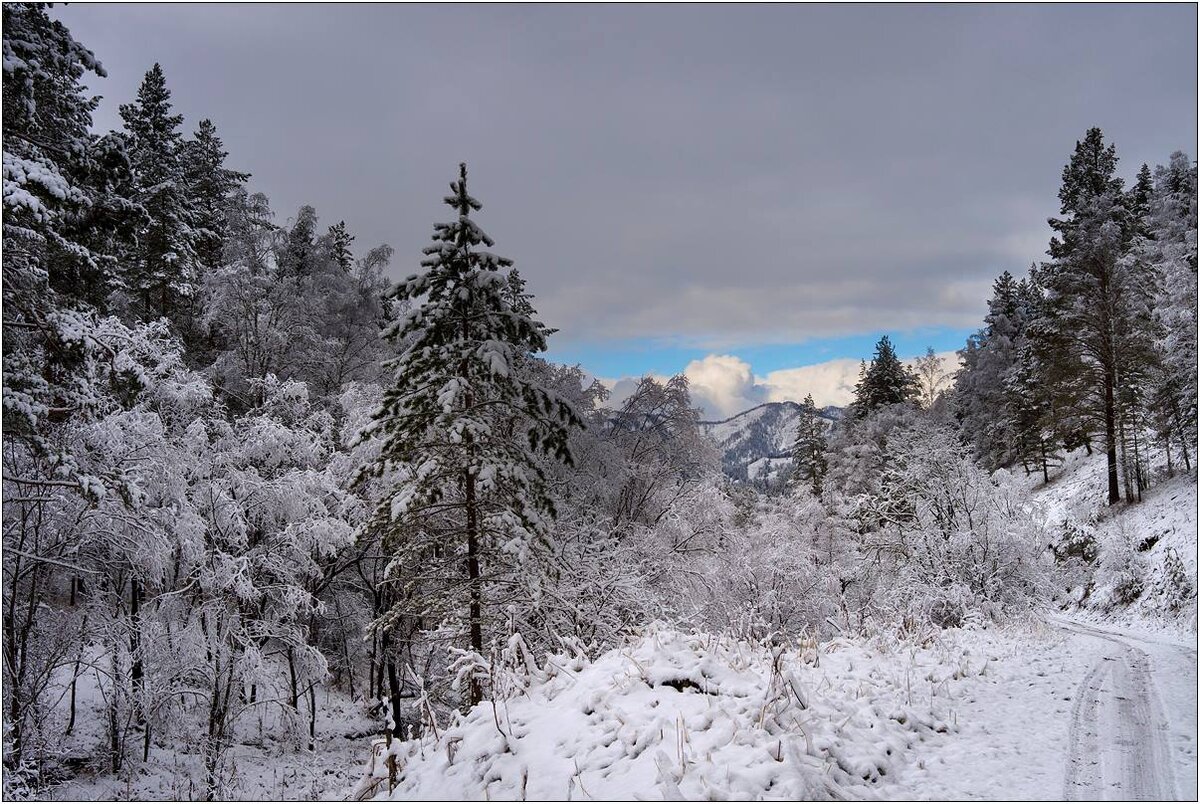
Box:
376, 626, 389, 701
464, 466, 483, 707
287, 647, 299, 709
387, 660, 402, 742
66, 576, 81, 737
307, 684, 316, 751
1104, 370, 1120, 504
109, 645, 122, 774
1118, 409, 1135, 504
130, 578, 144, 726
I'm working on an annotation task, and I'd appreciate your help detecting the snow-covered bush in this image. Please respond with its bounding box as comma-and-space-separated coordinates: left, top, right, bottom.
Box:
825, 414, 1055, 633
1156, 548, 1195, 614
1094, 522, 1147, 606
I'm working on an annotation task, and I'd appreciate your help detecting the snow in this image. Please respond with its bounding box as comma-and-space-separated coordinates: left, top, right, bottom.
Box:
1025, 446, 1198, 633
887, 616, 1196, 800
355, 628, 973, 801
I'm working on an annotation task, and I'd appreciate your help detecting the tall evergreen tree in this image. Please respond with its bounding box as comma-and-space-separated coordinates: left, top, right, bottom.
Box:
325, 220, 355, 272
279, 205, 318, 277
1144, 152, 1198, 472
955, 271, 1029, 469
119, 63, 201, 323
2, 3, 139, 443
790, 394, 828, 494
357, 164, 580, 706
852, 335, 919, 418
181, 119, 249, 275
1037, 127, 1148, 504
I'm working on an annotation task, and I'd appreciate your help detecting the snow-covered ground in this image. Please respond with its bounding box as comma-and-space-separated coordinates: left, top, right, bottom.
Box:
892, 616, 1195, 800
1023, 447, 1197, 634
351, 616, 1194, 802
354, 627, 973, 801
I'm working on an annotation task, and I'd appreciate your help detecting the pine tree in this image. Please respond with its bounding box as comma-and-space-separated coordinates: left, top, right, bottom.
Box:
279, 205, 318, 277
852, 335, 919, 418
955, 270, 1033, 469
325, 220, 355, 272
790, 394, 828, 494
1145, 152, 1198, 473
1037, 127, 1149, 504
119, 63, 201, 323
2, 3, 140, 443
357, 164, 580, 706
181, 119, 249, 276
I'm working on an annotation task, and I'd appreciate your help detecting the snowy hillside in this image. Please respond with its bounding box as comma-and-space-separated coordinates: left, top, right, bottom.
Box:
1027, 448, 1198, 632
701, 402, 840, 480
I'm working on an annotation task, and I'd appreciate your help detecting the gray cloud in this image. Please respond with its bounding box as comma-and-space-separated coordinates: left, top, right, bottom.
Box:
57, 4, 1196, 349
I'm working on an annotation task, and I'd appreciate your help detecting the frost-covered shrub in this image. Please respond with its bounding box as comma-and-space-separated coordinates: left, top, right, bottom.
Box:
679, 488, 839, 640
1156, 548, 1195, 613
826, 416, 1055, 633
1095, 525, 1146, 606
1052, 517, 1100, 564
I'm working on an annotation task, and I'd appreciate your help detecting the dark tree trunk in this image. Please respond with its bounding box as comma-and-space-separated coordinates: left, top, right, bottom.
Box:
376, 626, 390, 701
287, 647, 299, 709
1104, 370, 1120, 505
387, 660, 402, 743
109, 646, 122, 774
307, 684, 316, 751
66, 577, 81, 737
130, 578, 144, 724
464, 466, 483, 707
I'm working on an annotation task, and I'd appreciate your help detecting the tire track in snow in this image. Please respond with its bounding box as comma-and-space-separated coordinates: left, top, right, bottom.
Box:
1058, 619, 1179, 801
1064, 658, 1109, 799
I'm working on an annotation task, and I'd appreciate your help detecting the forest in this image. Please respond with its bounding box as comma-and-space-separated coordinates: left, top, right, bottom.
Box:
2, 4, 1196, 801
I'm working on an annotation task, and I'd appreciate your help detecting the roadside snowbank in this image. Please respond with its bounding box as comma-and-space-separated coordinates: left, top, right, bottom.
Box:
355, 628, 973, 800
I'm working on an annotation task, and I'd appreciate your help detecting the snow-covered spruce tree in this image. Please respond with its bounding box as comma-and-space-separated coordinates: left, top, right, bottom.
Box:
278, 204, 319, 278
180, 119, 249, 282
119, 63, 202, 326
790, 393, 828, 494
954, 270, 1055, 474
326, 220, 356, 273
358, 163, 580, 706
1035, 127, 1154, 504
851, 335, 919, 419
1144, 152, 1198, 473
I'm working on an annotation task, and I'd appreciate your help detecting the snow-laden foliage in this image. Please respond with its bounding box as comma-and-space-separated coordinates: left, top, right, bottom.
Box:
357, 163, 581, 706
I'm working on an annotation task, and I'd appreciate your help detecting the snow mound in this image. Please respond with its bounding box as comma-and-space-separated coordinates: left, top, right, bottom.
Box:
355, 629, 963, 800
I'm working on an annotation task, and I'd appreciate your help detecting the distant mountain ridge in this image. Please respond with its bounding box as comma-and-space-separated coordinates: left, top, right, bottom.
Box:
700, 401, 841, 481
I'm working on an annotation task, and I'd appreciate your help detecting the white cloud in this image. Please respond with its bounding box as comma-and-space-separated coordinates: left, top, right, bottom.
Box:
683, 354, 766, 420
599, 351, 962, 420
760, 359, 864, 409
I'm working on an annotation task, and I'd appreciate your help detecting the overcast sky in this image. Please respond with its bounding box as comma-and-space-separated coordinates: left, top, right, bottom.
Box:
56, 3, 1196, 416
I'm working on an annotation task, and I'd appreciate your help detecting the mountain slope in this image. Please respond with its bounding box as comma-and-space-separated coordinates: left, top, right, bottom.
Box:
700, 401, 840, 481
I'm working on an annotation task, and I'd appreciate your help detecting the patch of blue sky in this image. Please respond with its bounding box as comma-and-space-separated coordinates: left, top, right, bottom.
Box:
543, 327, 976, 379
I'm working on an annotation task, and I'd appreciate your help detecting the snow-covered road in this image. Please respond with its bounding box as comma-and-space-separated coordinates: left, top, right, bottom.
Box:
1057, 618, 1189, 800
893, 616, 1196, 801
